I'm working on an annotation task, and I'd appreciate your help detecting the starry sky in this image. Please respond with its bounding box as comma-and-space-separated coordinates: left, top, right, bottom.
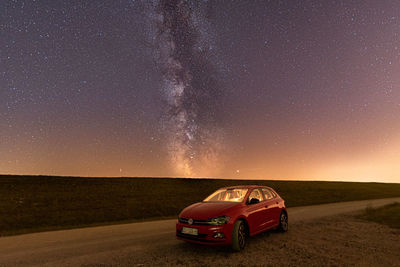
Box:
1, 0, 400, 182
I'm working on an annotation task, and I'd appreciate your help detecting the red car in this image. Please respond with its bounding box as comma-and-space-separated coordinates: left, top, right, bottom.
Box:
176, 185, 288, 251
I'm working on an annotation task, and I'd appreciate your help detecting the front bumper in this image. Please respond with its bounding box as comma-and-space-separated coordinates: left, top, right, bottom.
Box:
176, 221, 234, 245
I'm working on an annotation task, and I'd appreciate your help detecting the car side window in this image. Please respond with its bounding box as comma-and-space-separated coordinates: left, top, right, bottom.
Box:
262, 188, 274, 200
248, 189, 264, 202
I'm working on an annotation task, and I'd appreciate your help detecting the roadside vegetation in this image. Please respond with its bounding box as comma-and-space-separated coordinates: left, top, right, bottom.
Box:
1, 175, 400, 236
359, 202, 400, 229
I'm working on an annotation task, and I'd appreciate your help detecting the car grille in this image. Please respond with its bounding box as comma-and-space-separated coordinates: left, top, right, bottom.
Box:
176, 231, 224, 243
178, 217, 209, 225
176, 230, 207, 239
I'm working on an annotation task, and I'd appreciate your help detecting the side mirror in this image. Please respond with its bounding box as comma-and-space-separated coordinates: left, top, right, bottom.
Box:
248, 198, 260, 205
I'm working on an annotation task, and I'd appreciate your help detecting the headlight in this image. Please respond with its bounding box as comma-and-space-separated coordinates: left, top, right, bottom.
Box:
207, 216, 230, 225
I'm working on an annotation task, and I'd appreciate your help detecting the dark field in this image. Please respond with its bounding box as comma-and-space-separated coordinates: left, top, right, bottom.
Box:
1, 175, 400, 236
360, 202, 400, 229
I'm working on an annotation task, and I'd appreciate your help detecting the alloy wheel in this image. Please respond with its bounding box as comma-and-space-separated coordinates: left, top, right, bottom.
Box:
238, 223, 246, 249
280, 213, 288, 231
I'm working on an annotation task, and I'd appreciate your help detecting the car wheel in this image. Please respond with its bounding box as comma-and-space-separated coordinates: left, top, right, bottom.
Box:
278, 211, 288, 232
231, 220, 246, 251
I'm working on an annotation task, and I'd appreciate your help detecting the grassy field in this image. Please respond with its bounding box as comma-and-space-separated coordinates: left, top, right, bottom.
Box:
360, 203, 400, 229
1, 175, 400, 236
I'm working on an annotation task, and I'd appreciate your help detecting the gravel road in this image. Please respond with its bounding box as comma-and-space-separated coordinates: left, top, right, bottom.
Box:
1, 197, 399, 267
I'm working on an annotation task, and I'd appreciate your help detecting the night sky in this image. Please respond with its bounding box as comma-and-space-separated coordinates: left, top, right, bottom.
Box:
1, 0, 400, 182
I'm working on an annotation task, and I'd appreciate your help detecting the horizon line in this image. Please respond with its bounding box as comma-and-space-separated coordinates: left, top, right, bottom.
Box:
0, 173, 398, 184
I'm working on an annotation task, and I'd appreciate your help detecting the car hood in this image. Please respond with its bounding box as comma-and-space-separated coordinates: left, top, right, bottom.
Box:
179, 202, 240, 220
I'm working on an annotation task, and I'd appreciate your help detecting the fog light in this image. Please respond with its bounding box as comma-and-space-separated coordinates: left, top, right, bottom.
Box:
213, 232, 225, 239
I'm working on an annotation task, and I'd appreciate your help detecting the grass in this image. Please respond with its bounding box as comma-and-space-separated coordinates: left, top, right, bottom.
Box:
359, 202, 400, 229
1, 175, 400, 236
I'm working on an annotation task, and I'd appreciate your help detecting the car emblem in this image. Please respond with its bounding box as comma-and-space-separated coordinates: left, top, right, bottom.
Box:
188, 218, 193, 225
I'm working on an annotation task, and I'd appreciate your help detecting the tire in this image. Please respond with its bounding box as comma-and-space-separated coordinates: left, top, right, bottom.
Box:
278, 211, 288, 232
231, 220, 246, 251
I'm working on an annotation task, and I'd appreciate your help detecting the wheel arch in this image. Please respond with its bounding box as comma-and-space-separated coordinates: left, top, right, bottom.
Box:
235, 216, 250, 236
281, 208, 288, 218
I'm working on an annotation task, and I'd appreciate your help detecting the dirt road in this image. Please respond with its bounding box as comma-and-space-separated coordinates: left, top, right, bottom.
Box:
1, 197, 399, 266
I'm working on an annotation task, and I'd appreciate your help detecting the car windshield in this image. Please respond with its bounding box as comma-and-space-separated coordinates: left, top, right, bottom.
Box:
203, 188, 248, 202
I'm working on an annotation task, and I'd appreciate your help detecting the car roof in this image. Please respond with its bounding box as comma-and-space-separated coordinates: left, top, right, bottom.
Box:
220, 185, 273, 190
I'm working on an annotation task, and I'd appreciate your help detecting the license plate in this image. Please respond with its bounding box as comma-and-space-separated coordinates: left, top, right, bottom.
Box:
182, 227, 198, 236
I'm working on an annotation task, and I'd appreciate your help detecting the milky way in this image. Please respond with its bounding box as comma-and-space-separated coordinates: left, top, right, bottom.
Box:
152, 0, 224, 176
2, 0, 400, 182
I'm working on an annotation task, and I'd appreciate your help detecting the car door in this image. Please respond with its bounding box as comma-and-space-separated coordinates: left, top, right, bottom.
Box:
245, 189, 265, 234
262, 188, 281, 227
